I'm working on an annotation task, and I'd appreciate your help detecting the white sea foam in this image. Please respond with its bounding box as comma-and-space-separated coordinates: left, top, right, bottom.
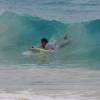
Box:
0, 66, 99, 100
0, 90, 97, 100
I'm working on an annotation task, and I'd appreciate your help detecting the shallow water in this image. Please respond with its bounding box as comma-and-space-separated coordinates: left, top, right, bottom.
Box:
0, 64, 100, 100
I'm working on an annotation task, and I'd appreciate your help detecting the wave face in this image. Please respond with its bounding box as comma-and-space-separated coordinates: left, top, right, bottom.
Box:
0, 12, 100, 65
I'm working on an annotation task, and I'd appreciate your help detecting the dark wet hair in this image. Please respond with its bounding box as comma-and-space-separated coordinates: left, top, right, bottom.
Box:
41, 38, 48, 43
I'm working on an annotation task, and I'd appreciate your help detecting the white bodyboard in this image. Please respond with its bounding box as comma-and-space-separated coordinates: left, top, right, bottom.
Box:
29, 48, 50, 53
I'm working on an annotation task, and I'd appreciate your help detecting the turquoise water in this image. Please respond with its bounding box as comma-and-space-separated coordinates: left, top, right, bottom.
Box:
0, 12, 100, 66
0, 0, 100, 100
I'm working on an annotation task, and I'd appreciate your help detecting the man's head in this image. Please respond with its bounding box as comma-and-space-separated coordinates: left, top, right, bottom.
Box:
41, 38, 48, 48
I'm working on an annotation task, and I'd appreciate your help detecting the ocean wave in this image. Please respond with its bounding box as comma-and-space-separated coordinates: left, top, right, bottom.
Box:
0, 12, 100, 64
